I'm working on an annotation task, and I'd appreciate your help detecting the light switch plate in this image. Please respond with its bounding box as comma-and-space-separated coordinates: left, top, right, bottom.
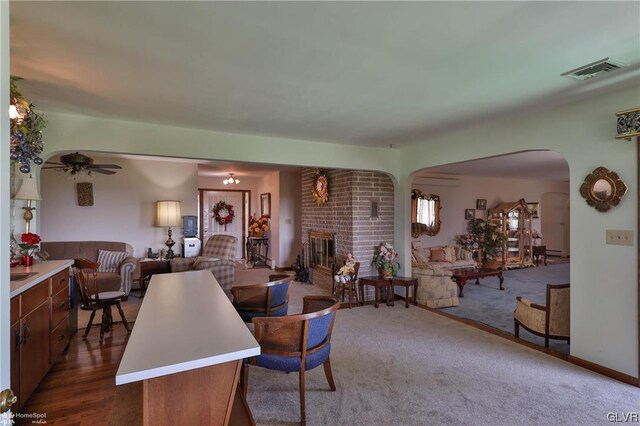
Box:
606, 229, 633, 246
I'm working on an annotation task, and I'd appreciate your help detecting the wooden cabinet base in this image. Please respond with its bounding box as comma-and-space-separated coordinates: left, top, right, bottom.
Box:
142, 360, 254, 426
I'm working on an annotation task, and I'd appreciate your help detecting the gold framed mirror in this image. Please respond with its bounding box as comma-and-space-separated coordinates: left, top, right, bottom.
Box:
579, 166, 627, 212
411, 189, 441, 237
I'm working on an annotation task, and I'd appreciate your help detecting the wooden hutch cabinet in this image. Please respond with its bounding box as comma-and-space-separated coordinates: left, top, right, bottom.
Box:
488, 199, 533, 269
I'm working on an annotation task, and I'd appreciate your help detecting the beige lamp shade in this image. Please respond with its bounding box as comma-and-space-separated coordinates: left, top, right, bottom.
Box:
156, 200, 181, 227
14, 176, 42, 201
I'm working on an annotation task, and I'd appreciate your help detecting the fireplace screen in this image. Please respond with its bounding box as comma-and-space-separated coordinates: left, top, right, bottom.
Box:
309, 231, 336, 271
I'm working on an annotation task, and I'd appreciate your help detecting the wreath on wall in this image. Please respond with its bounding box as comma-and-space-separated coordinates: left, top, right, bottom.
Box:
213, 200, 235, 226
312, 169, 329, 206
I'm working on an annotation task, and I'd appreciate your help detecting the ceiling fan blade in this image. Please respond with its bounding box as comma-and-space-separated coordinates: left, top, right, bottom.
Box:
89, 168, 117, 175
42, 165, 66, 169
44, 161, 64, 166
88, 164, 122, 169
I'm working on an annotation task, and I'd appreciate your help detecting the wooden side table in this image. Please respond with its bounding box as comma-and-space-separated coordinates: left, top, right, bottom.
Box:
533, 245, 547, 266
138, 259, 171, 296
390, 276, 418, 308
358, 275, 393, 308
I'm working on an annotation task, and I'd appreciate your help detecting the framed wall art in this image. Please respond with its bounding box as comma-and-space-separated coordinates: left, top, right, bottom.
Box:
260, 193, 271, 217
465, 209, 475, 220
526, 202, 540, 218
77, 182, 94, 206
476, 199, 487, 210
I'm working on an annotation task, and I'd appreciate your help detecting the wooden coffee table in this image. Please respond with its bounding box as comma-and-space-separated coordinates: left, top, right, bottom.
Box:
451, 268, 504, 297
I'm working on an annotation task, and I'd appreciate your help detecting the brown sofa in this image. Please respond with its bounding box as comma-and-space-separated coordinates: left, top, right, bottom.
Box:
41, 241, 137, 296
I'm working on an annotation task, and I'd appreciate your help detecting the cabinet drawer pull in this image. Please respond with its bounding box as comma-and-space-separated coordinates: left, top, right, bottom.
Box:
57, 334, 66, 342
14, 329, 21, 352
58, 278, 65, 284
23, 324, 31, 344
58, 302, 66, 309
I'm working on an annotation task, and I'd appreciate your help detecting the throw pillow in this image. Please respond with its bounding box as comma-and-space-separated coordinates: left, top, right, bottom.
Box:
443, 245, 456, 262
96, 250, 127, 273
412, 248, 430, 264
411, 240, 425, 250
430, 247, 447, 262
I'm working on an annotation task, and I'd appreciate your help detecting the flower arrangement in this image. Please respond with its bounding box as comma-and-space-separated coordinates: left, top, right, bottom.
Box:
249, 214, 270, 236
531, 230, 542, 239
372, 242, 399, 276
10, 77, 47, 174
19, 232, 42, 256
454, 233, 476, 249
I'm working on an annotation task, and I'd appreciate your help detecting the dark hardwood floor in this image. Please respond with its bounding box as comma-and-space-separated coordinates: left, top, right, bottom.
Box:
18, 326, 141, 425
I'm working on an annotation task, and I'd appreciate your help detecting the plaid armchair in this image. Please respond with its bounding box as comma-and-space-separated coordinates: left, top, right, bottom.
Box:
170, 235, 238, 290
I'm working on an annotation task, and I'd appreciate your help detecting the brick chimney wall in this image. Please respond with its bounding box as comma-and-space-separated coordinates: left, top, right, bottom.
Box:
301, 169, 394, 294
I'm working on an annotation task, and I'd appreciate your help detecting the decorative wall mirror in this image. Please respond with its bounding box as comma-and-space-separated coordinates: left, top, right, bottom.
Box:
579, 166, 628, 212
411, 189, 441, 237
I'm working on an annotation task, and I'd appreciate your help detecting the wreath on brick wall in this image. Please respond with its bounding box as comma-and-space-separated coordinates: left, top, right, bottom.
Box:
213, 200, 235, 226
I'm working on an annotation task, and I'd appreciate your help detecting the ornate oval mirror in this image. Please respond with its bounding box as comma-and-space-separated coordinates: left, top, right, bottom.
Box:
579, 166, 627, 212
411, 189, 441, 237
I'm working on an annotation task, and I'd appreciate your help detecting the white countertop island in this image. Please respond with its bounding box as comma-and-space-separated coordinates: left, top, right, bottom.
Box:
116, 270, 259, 425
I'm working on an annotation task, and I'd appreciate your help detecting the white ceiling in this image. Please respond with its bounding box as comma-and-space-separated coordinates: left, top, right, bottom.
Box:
418, 150, 569, 181
10, 1, 640, 150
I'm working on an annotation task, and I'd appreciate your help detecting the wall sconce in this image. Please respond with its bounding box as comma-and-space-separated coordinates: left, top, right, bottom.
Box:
13, 175, 42, 234
615, 108, 640, 140
156, 200, 182, 259
223, 173, 240, 185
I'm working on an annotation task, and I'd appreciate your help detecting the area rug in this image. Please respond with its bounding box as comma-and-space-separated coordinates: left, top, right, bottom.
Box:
440, 263, 570, 353
77, 294, 143, 331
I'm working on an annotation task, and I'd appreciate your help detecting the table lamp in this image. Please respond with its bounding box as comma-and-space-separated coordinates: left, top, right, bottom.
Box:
14, 175, 43, 234
156, 200, 181, 259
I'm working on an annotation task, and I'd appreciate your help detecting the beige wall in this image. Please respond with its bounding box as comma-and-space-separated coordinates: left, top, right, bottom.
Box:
40, 155, 199, 258
412, 173, 570, 253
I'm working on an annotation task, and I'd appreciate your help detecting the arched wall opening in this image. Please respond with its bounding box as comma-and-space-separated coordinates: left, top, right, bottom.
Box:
407, 149, 571, 352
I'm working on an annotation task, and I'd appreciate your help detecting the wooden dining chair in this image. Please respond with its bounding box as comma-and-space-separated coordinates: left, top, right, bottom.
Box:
242, 296, 340, 425
231, 276, 292, 323
332, 260, 360, 308
73, 258, 131, 343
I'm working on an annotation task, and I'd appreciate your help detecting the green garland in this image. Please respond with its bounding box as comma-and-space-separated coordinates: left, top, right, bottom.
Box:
10, 76, 47, 174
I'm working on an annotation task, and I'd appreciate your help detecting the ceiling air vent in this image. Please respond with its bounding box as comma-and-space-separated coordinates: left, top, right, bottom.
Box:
562, 58, 626, 81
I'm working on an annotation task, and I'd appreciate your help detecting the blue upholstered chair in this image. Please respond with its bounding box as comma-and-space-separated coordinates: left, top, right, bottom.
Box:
241, 296, 340, 425
231, 276, 292, 322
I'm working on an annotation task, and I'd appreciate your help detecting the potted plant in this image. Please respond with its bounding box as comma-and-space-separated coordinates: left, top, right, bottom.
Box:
372, 242, 399, 278
19, 232, 42, 266
466, 219, 506, 266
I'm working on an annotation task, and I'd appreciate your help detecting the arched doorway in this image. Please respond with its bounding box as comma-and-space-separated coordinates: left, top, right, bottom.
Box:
540, 192, 570, 257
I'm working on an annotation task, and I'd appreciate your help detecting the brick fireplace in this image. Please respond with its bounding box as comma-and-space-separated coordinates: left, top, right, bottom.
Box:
301, 169, 394, 292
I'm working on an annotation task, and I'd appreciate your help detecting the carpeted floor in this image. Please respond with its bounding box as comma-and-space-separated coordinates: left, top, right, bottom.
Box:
246, 296, 639, 425
104, 266, 640, 425
440, 263, 570, 353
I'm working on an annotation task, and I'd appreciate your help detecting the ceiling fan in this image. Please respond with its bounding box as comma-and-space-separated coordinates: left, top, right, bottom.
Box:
43, 152, 122, 175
